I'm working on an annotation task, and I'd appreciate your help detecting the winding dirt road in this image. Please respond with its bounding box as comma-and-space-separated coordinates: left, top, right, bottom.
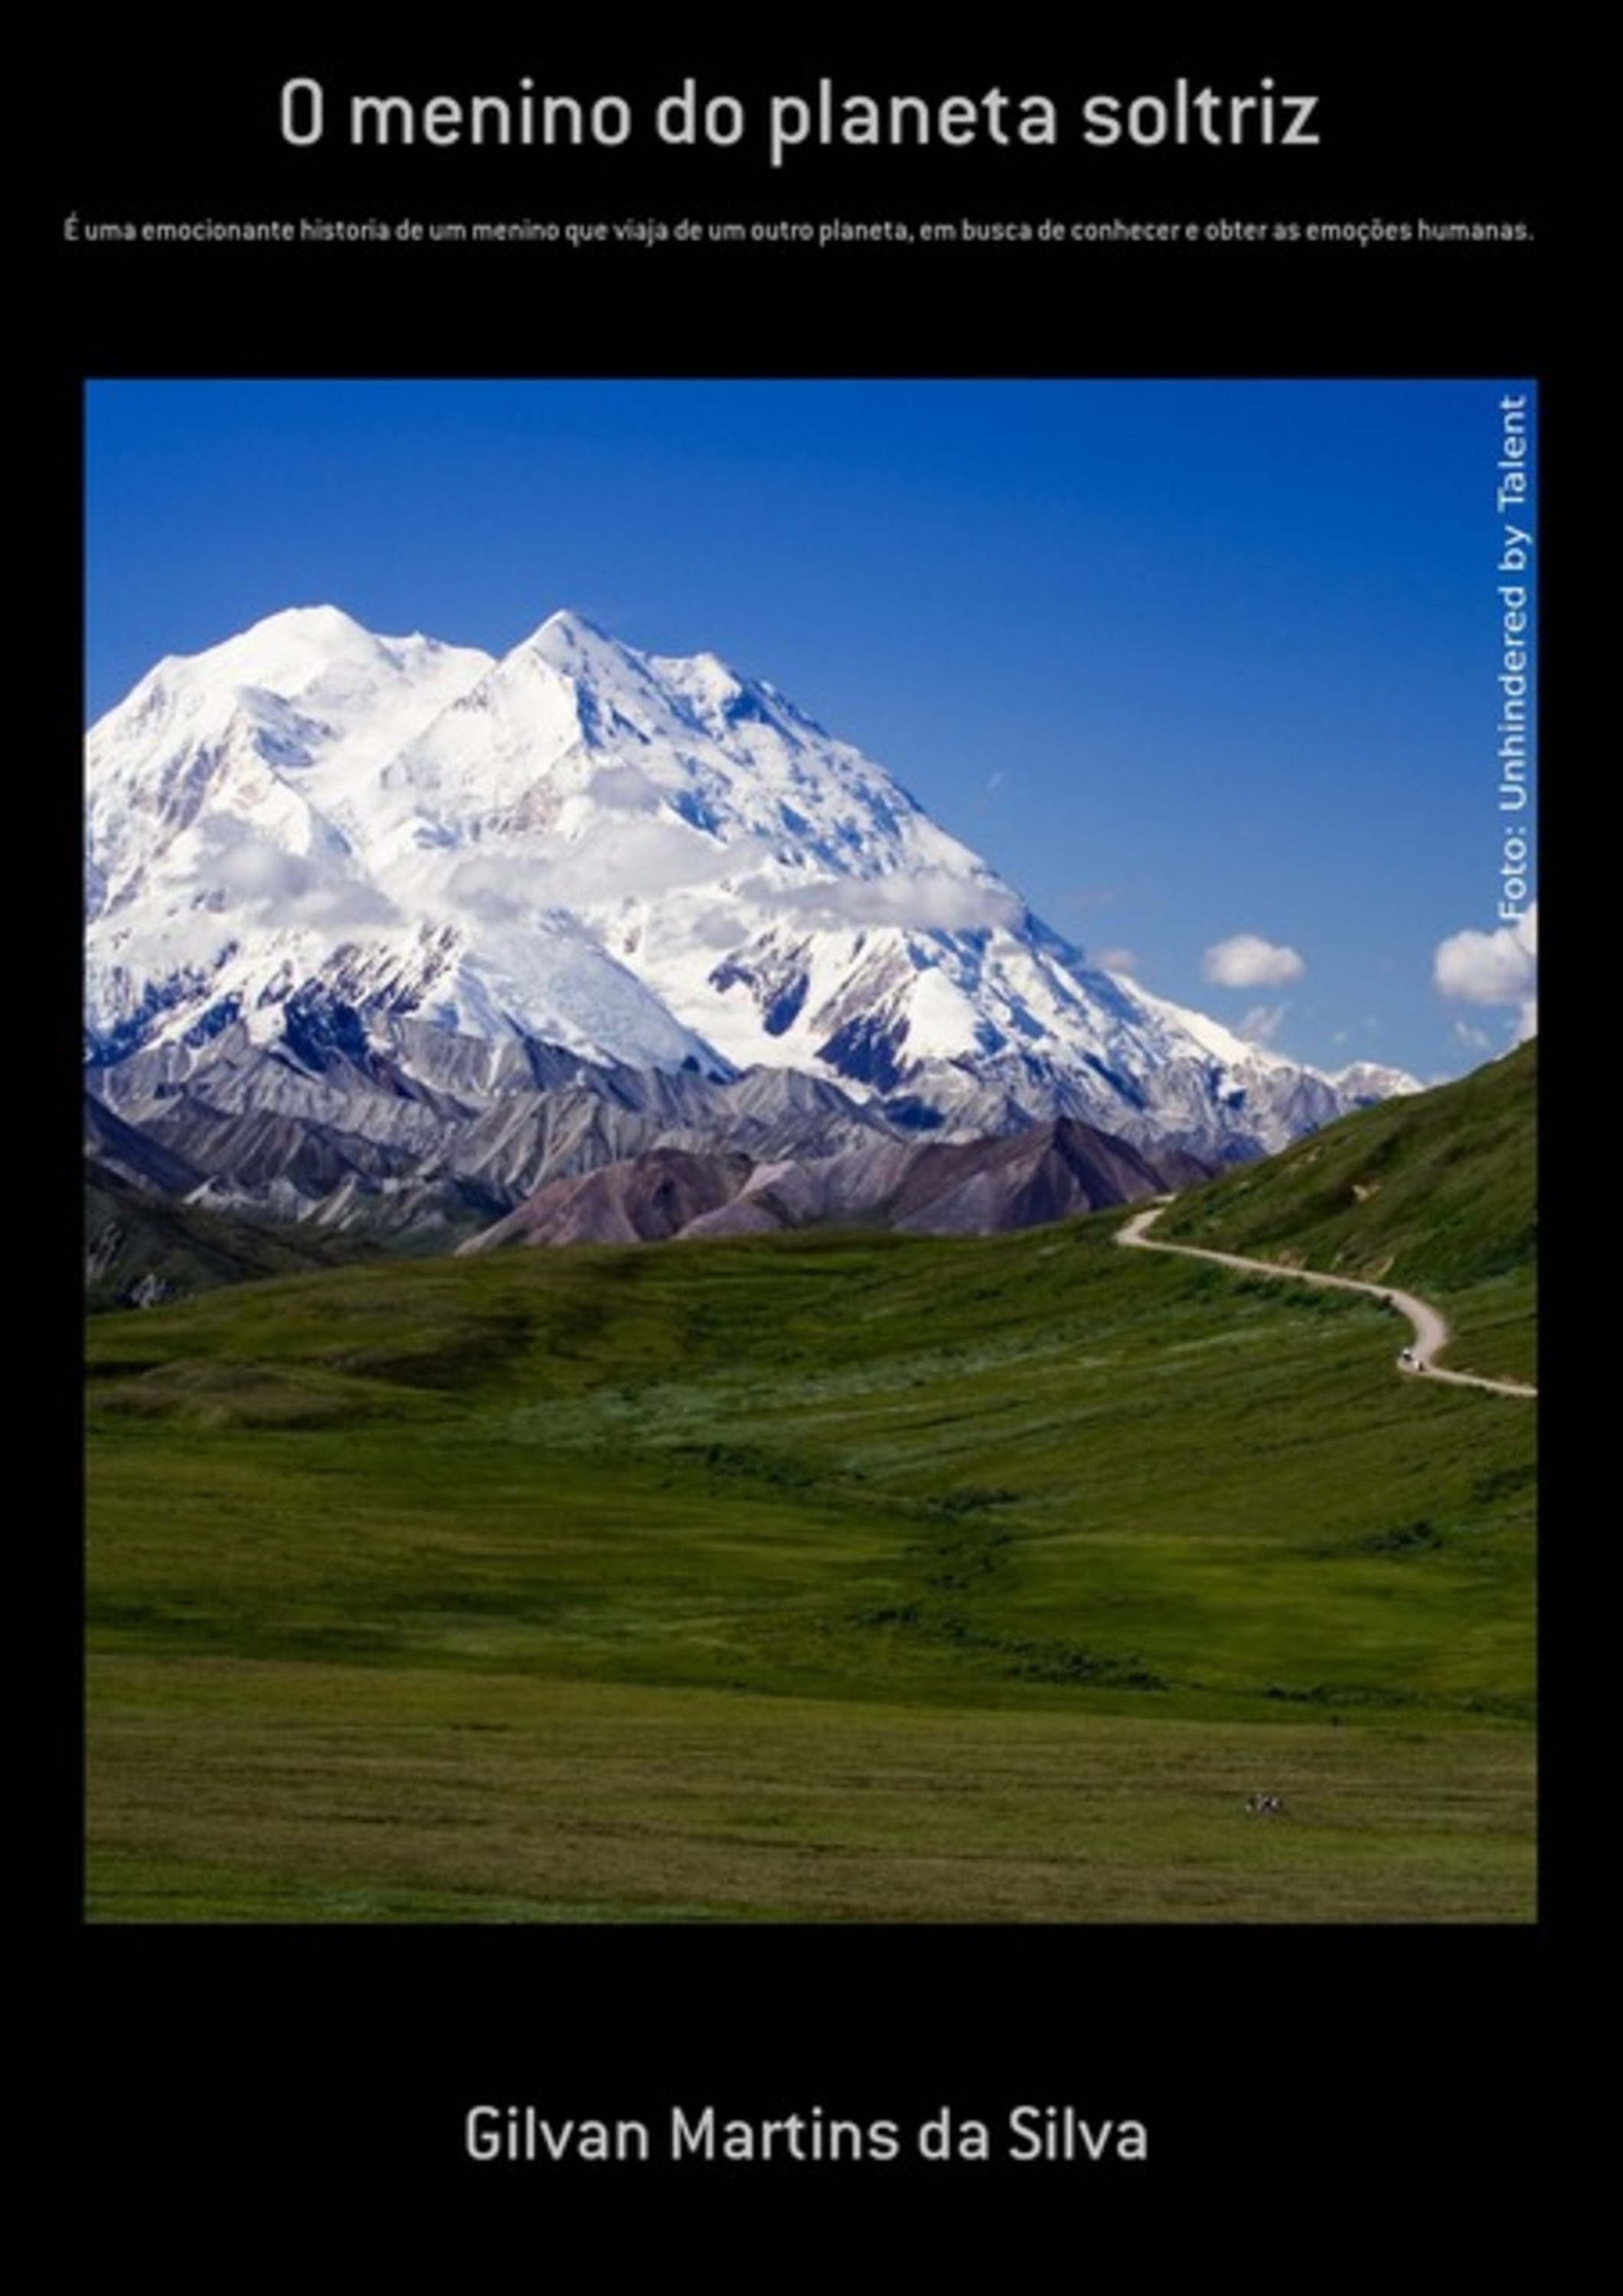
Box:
1117, 1201, 1536, 1400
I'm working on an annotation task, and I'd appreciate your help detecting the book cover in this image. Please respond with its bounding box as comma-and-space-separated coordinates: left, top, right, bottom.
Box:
57, 29, 1548, 2236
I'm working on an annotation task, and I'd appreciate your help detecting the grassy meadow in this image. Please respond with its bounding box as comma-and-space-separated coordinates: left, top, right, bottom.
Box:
86, 1153, 1536, 1923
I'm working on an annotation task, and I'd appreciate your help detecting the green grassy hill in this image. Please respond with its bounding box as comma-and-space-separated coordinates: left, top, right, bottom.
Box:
87, 1090, 1536, 1921
1153, 1042, 1536, 1381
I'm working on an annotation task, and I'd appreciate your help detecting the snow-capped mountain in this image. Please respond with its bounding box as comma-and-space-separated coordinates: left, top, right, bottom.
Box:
87, 605, 1416, 1167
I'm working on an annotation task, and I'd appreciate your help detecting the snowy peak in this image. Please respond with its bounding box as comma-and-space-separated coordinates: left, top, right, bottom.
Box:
87, 605, 1418, 1159
503, 611, 818, 773
510, 614, 829, 778
91, 605, 494, 794
194, 602, 380, 693
524, 606, 631, 673
113, 605, 488, 729
515, 612, 647, 735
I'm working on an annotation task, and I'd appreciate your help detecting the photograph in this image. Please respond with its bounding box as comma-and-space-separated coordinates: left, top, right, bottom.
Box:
85, 377, 1535, 1929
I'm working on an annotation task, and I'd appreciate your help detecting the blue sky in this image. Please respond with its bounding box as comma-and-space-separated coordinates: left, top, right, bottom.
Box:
85, 378, 1536, 1081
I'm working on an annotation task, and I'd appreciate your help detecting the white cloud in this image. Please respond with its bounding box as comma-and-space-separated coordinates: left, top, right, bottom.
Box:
1433, 902, 1537, 1041
1239, 1003, 1287, 1045
1202, 933, 1306, 990
684, 901, 758, 950
439, 822, 1020, 943
194, 817, 398, 929
586, 764, 660, 811
744, 869, 1023, 936
1092, 945, 1140, 977
446, 820, 772, 919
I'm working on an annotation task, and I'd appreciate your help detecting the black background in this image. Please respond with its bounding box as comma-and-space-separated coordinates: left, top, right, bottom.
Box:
51, 26, 1552, 2245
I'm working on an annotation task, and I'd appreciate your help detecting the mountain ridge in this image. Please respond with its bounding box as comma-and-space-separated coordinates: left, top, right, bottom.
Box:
87, 605, 1420, 1218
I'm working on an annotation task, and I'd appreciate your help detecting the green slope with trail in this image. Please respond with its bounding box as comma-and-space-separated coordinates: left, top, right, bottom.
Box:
1151, 1041, 1536, 1383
